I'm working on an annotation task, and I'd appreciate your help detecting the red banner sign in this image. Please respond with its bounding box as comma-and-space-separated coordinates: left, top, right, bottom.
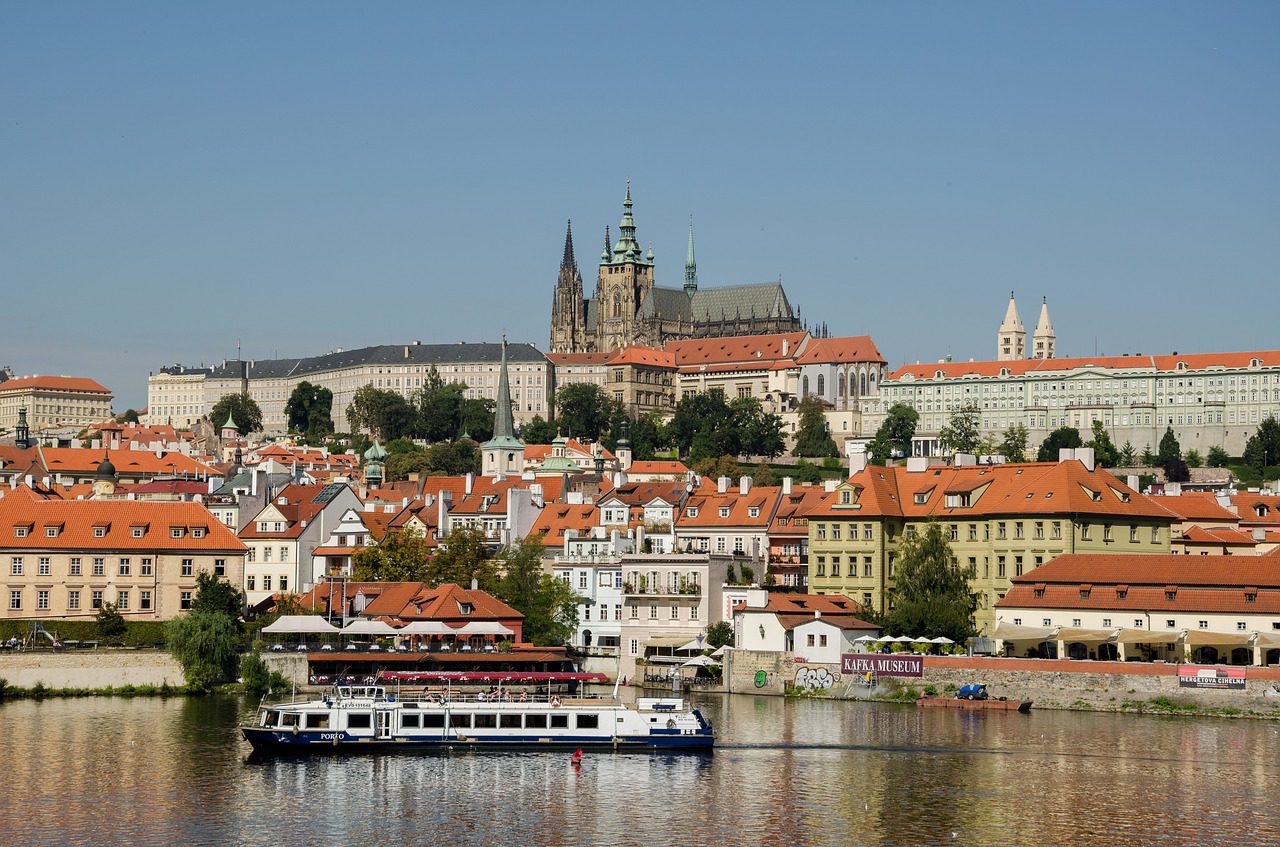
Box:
841, 654, 924, 678
1177, 666, 1246, 690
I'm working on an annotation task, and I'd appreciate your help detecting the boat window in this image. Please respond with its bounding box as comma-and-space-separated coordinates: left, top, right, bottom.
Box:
500, 714, 522, 729
450, 713, 472, 729
525, 713, 547, 729
401, 713, 421, 729
279, 712, 300, 728
346, 712, 372, 730
305, 713, 330, 729
261, 710, 278, 727
473, 714, 497, 729
549, 714, 569, 729
575, 714, 599, 730
423, 713, 446, 728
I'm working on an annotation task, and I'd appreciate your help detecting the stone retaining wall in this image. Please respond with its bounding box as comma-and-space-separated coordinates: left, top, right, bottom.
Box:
0, 651, 184, 688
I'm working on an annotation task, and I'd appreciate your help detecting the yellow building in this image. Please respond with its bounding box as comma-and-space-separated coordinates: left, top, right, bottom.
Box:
804, 453, 1175, 635
0, 375, 113, 434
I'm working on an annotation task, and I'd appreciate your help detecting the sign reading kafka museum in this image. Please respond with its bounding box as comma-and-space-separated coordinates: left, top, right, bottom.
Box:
841, 654, 924, 678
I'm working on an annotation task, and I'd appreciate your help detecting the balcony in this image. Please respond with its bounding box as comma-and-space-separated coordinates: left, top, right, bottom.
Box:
622, 581, 703, 597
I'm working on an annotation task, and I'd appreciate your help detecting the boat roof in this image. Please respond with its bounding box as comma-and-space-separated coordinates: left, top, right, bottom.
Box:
377, 671, 608, 683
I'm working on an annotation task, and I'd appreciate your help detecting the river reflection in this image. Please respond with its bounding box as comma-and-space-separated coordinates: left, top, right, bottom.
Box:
1, 693, 1277, 846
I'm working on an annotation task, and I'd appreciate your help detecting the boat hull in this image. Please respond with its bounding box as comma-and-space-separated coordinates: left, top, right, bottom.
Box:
916, 697, 1032, 713
240, 726, 714, 753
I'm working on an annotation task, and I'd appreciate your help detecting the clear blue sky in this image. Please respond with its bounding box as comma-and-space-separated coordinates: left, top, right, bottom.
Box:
4, 2, 1278, 410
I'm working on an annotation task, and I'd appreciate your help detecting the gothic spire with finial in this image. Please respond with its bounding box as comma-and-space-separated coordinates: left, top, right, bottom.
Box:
561, 219, 576, 271
601, 225, 611, 262
612, 180, 645, 263
684, 215, 698, 295
491, 334, 515, 441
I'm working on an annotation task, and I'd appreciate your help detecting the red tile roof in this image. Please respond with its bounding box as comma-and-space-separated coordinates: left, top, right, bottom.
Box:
1178, 526, 1257, 547
793, 336, 885, 365
42, 448, 221, 479
0, 375, 111, 395
1009, 553, 1280, 588
1150, 492, 1240, 524
547, 352, 612, 366
528, 504, 600, 547
679, 486, 782, 529
0, 492, 245, 552
667, 331, 808, 369
607, 346, 675, 368
624, 460, 689, 477
890, 350, 1280, 381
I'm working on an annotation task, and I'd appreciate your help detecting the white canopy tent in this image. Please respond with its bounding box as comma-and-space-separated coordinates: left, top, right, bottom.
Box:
992, 621, 1057, 642
455, 621, 514, 636
341, 620, 400, 636
261, 616, 340, 635
398, 621, 458, 636
676, 638, 707, 653
681, 655, 721, 668
929, 637, 956, 645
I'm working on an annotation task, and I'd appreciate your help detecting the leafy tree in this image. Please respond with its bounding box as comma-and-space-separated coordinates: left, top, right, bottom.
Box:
999, 424, 1028, 464
792, 396, 839, 457
285, 381, 335, 437
211, 393, 263, 435
95, 602, 127, 643
884, 522, 975, 644
752, 461, 775, 487
938, 403, 982, 456
1207, 446, 1230, 468
1086, 421, 1120, 468
240, 652, 271, 697
669, 392, 736, 460
869, 404, 918, 465
705, 620, 734, 649
407, 368, 468, 442
792, 459, 823, 484
385, 450, 434, 482
1119, 441, 1138, 466
495, 536, 579, 646
692, 455, 740, 481
1036, 426, 1082, 462
426, 440, 480, 475
1158, 427, 1182, 467
167, 612, 242, 691
191, 571, 244, 620
1243, 416, 1280, 475
459, 398, 495, 442
732, 397, 786, 458
352, 530, 432, 582
521, 415, 557, 444
424, 527, 501, 592
1140, 446, 1158, 467
346, 385, 415, 441
1185, 449, 1203, 468
118, 409, 140, 425
554, 383, 614, 442
1164, 458, 1191, 483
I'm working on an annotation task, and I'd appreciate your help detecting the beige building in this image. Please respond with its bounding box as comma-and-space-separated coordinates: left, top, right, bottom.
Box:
0, 376, 113, 434
0, 489, 246, 621
147, 341, 552, 432
605, 346, 675, 416
617, 553, 732, 680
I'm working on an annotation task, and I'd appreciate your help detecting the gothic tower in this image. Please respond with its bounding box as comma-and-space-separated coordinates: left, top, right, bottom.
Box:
997, 292, 1026, 361
595, 182, 655, 352
549, 220, 587, 353
684, 217, 698, 295
1032, 297, 1056, 360
482, 337, 525, 479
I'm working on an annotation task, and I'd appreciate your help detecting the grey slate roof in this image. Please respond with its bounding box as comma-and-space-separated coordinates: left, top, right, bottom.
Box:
637, 286, 694, 322
690, 283, 794, 322
195, 342, 547, 380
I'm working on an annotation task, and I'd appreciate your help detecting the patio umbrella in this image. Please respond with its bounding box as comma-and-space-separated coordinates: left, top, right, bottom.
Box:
681, 655, 721, 668
710, 646, 728, 657
852, 635, 877, 643
341, 619, 400, 636
929, 637, 955, 645
261, 615, 340, 634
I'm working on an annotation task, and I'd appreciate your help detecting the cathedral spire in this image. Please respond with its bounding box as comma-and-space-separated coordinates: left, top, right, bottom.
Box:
997, 291, 1027, 361
491, 335, 514, 441
602, 225, 611, 262
612, 180, 645, 263
1032, 296, 1056, 360
561, 219, 576, 270
684, 216, 698, 295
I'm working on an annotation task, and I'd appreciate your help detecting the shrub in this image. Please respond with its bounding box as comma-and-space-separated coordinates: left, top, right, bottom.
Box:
241, 653, 270, 698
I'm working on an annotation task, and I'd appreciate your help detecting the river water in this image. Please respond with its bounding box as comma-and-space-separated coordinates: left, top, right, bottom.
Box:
1, 693, 1277, 847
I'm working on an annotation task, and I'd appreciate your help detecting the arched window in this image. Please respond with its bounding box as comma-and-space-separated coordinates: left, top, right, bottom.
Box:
612, 292, 622, 318
838, 372, 846, 398
817, 374, 825, 396
802, 376, 810, 396
860, 372, 868, 396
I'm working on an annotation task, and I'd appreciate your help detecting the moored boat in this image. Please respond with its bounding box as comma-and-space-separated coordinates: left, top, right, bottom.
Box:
239, 684, 714, 753
916, 682, 1032, 713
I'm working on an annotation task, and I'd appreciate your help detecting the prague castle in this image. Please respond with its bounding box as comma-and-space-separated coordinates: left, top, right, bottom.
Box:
549, 185, 803, 353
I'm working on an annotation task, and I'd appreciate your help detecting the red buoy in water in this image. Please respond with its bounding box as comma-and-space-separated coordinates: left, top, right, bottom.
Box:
571, 749, 584, 764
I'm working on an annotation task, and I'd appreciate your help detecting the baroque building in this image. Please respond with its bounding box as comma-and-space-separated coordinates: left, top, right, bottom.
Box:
549, 185, 803, 353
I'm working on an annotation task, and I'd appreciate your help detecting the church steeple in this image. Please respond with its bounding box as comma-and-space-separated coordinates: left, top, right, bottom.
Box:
611, 181, 647, 264
1032, 297, 1056, 360
997, 291, 1026, 361
492, 336, 514, 441
550, 220, 587, 353
684, 216, 698, 295
561, 219, 576, 269
481, 336, 524, 478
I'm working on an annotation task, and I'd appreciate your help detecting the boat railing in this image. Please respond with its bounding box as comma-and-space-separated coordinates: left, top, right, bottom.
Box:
376, 689, 617, 706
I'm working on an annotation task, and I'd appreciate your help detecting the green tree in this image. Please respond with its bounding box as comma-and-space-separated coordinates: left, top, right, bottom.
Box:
1119, 441, 1138, 466
496, 536, 579, 646
751, 461, 775, 487
459, 398, 495, 442
1086, 421, 1121, 468
884, 522, 975, 644
732, 397, 786, 458
1185, 449, 1203, 468
1164, 458, 1191, 483
1243, 416, 1280, 475
352, 530, 432, 582
210, 393, 263, 435
285, 381, 335, 437
938, 403, 982, 456
705, 620, 734, 649
792, 396, 839, 457
118, 409, 141, 425
240, 652, 271, 697
669, 392, 736, 460
521, 415, 557, 444
868, 404, 918, 465
1140, 446, 1158, 467
554, 383, 614, 442
999, 424, 1028, 464
346, 385, 415, 441
424, 527, 501, 592
1158, 427, 1182, 467
95, 602, 127, 643
1207, 446, 1230, 468
693, 455, 740, 481
426, 440, 480, 475
385, 450, 434, 482
792, 459, 823, 484
168, 612, 242, 691
1037, 426, 1082, 462
191, 571, 244, 620
406, 368, 468, 442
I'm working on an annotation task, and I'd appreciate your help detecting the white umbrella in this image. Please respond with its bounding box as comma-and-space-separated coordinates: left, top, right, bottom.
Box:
852, 635, 878, 643
261, 615, 339, 634
456, 621, 514, 636
341, 619, 400, 636
710, 645, 728, 657
930, 636, 956, 645
676, 638, 705, 653
399, 621, 457, 636
681, 655, 721, 668
910, 637, 933, 644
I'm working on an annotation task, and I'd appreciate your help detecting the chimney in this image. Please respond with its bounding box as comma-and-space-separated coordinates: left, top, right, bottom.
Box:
1074, 447, 1096, 472
746, 588, 768, 609
814, 609, 821, 619
1254, 528, 1265, 542
781, 338, 789, 356
470, 578, 478, 591
465, 472, 475, 495
530, 483, 544, 508
849, 451, 867, 476
906, 456, 928, 473
437, 492, 451, 532
251, 467, 260, 496
954, 453, 977, 467
739, 476, 752, 495
1058, 448, 1075, 464
823, 479, 838, 492
782, 476, 793, 495
1127, 475, 1140, 491
717, 476, 730, 494
207, 477, 218, 495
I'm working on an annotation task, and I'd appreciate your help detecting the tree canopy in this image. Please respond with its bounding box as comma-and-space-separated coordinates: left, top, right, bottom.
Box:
424, 527, 501, 593
285, 381, 335, 437
521, 415, 557, 444
999, 424, 1028, 464
1207, 446, 1230, 468
1086, 421, 1121, 468
346, 385, 415, 441
1036, 426, 1082, 462
869, 404, 918, 465
494, 536, 579, 646
210, 393, 262, 435
1243, 416, 1280, 474
352, 530, 432, 582
884, 522, 975, 643
191, 571, 244, 620
792, 396, 839, 458
1158, 427, 1182, 466
938, 403, 982, 456
705, 621, 734, 649
167, 612, 242, 691
554, 383, 615, 442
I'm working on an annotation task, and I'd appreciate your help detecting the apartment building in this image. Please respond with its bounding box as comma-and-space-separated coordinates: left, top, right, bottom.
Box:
0, 376, 113, 434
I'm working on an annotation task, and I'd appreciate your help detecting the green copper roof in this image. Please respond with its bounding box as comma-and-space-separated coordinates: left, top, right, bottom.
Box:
222, 410, 238, 430
364, 441, 387, 461
684, 217, 698, 293
484, 337, 517, 447
609, 181, 650, 266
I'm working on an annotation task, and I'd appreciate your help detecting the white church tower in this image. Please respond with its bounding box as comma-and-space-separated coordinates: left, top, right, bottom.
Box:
1032, 297, 1056, 359
996, 292, 1026, 361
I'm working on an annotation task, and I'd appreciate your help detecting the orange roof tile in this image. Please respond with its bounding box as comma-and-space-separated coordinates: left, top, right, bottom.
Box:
0, 495, 245, 552
890, 350, 1280, 381
793, 335, 885, 365
607, 346, 675, 368
0, 375, 111, 394
41, 447, 220, 478
624, 460, 690, 477
667, 331, 808, 369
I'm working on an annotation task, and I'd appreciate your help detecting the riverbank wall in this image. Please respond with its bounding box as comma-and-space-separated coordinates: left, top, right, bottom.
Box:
0, 651, 184, 688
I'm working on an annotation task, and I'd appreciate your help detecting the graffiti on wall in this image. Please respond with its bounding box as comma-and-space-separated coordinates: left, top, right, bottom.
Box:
793, 666, 838, 690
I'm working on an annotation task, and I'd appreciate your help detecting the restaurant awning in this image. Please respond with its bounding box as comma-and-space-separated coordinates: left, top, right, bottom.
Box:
341, 619, 400, 636
398, 621, 457, 636
992, 621, 1056, 641
644, 636, 695, 649
455, 621, 515, 636
1056, 627, 1116, 643
1183, 630, 1253, 647
1256, 632, 1280, 649
261, 615, 340, 634
1113, 628, 1181, 645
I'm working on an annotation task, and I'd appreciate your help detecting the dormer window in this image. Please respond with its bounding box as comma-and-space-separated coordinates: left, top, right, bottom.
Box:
94, 527, 106, 538
686, 507, 699, 518
171, 528, 184, 539
15, 526, 29, 538
458, 603, 474, 615
748, 507, 760, 518
45, 526, 59, 538
718, 507, 730, 519
914, 492, 929, 505
131, 527, 144, 538
192, 527, 205, 539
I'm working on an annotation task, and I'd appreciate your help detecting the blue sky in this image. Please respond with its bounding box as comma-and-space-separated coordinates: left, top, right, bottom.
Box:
4, 3, 1278, 410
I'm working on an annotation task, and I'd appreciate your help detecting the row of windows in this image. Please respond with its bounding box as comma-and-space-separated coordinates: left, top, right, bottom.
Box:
1013, 616, 1274, 632
246, 574, 288, 592
8, 557, 221, 577
7, 588, 181, 612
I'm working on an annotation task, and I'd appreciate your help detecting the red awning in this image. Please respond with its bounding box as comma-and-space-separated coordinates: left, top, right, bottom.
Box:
378, 671, 607, 683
